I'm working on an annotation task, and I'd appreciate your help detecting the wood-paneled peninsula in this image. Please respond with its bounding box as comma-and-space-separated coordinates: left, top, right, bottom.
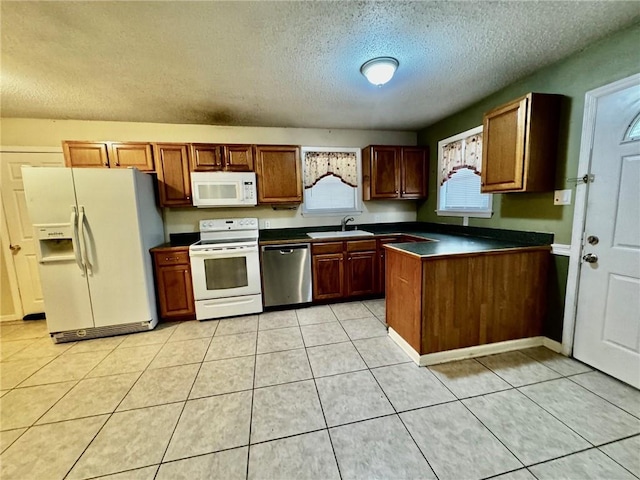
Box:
383, 239, 549, 365
259, 222, 551, 364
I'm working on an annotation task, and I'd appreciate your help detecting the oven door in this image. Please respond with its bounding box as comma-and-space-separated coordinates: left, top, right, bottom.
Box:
190, 244, 261, 300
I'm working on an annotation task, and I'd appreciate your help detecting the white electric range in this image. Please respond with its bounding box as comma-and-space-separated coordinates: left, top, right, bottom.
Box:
189, 218, 263, 320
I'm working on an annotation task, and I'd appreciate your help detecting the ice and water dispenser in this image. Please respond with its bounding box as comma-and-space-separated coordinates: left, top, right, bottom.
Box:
35, 225, 76, 263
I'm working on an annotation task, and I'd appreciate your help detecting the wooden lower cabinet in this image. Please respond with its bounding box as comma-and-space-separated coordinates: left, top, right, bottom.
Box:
312, 253, 344, 300
385, 246, 550, 354
312, 239, 377, 301
345, 242, 377, 297
152, 247, 195, 321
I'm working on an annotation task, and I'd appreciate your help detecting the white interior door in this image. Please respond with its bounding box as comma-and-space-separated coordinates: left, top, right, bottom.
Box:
0, 149, 64, 315
573, 79, 640, 388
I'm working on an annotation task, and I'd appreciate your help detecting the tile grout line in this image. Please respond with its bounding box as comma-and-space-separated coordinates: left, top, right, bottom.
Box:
60, 326, 179, 480
245, 319, 260, 480
564, 374, 640, 420
153, 324, 220, 478
337, 302, 442, 480
514, 381, 630, 451
298, 309, 344, 480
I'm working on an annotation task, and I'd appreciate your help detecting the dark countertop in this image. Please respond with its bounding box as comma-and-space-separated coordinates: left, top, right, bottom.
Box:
155, 222, 553, 257
258, 221, 553, 258
383, 233, 550, 258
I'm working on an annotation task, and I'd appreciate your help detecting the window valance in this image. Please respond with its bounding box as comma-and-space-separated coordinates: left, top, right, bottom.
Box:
303, 151, 358, 189
441, 133, 483, 184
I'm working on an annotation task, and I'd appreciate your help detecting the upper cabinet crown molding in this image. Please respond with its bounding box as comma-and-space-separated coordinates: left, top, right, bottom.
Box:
481, 93, 562, 193
362, 145, 429, 200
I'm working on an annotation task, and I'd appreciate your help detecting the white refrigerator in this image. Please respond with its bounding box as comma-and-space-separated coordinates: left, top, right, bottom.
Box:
21, 167, 164, 342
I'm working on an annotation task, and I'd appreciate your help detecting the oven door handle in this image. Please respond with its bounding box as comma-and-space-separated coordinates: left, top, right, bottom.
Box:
189, 246, 258, 257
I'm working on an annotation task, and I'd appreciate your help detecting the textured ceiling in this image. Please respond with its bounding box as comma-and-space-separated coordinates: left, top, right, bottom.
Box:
1, 1, 639, 130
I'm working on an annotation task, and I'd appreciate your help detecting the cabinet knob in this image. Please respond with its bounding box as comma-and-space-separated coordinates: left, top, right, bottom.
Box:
115, 162, 120, 166
104, 162, 109, 167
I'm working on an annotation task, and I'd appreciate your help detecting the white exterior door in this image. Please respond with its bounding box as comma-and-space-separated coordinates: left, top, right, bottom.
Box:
0, 149, 64, 316
573, 77, 640, 388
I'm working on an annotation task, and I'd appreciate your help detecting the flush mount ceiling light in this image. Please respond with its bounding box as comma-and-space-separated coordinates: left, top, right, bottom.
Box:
360, 57, 399, 86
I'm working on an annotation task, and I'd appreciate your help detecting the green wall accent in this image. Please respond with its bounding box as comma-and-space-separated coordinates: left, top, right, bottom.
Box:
417, 23, 640, 244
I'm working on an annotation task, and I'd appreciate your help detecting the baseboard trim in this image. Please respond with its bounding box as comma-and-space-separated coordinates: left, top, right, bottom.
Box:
0, 314, 21, 323
542, 337, 563, 353
388, 329, 560, 366
551, 243, 571, 256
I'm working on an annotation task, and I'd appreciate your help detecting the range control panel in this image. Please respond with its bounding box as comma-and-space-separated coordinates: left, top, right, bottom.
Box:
199, 218, 258, 232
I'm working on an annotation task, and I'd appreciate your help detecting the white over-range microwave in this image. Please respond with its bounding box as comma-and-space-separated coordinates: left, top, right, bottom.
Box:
191, 171, 257, 208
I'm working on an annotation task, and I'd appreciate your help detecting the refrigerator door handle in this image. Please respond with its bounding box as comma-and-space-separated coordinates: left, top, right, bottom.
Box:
70, 206, 85, 276
78, 206, 93, 276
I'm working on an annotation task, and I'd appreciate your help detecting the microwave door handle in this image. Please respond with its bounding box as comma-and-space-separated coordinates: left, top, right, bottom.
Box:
70, 206, 85, 276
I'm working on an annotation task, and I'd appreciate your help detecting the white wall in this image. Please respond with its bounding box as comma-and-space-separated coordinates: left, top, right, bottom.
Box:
1, 118, 419, 235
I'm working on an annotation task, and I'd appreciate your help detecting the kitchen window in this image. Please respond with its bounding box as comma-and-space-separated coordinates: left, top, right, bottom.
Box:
436, 126, 493, 220
301, 147, 362, 215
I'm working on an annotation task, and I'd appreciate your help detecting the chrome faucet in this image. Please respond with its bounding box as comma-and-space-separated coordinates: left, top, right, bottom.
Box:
341, 216, 355, 231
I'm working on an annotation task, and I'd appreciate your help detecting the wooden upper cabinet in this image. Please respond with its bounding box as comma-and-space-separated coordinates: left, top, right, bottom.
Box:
63, 142, 109, 168
63, 141, 154, 171
190, 144, 223, 171
362, 145, 428, 200
110, 142, 154, 171
367, 146, 399, 199
154, 143, 192, 207
255, 145, 302, 204
481, 92, 561, 193
190, 144, 254, 172
223, 144, 254, 171
400, 147, 428, 198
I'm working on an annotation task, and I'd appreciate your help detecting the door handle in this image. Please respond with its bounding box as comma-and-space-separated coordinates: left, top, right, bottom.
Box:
71, 206, 85, 276
78, 206, 93, 275
9, 244, 21, 252
582, 253, 598, 264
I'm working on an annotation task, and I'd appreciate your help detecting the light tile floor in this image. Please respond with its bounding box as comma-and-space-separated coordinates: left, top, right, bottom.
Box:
0, 299, 639, 480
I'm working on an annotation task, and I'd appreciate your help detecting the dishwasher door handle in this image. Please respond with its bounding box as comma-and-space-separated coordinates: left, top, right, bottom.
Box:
279, 249, 294, 254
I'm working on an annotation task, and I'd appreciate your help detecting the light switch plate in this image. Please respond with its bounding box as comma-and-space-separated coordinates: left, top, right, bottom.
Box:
554, 189, 572, 205
265, 220, 271, 229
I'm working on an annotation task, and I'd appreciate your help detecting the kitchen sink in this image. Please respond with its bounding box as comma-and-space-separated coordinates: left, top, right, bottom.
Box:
307, 230, 374, 239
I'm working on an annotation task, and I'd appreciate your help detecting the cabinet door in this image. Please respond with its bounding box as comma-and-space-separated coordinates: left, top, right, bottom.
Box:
371, 146, 400, 198
312, 253, 344, 300
156, 264, 195, 319
110, 143, 154, 171
346, 250, 377, 297
223, 145, 254, 171
154, 143, 192, 207
63, 141, 109, 168
255, 145, 302, 203
481, 96, 528, 192
400, 147, 428, 198
190, 144, 223, 171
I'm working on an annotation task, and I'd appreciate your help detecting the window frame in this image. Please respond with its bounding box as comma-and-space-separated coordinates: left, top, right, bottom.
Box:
436, 125, 493, 219
300, 146, 363, 216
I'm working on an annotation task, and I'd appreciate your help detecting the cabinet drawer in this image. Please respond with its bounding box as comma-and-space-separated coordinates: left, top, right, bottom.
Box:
346, 239, 377, 252
312, 242, 343, 255
155, 250, 189, 266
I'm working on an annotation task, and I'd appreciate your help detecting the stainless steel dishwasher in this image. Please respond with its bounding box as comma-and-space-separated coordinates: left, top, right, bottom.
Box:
261, 243, 312, 307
